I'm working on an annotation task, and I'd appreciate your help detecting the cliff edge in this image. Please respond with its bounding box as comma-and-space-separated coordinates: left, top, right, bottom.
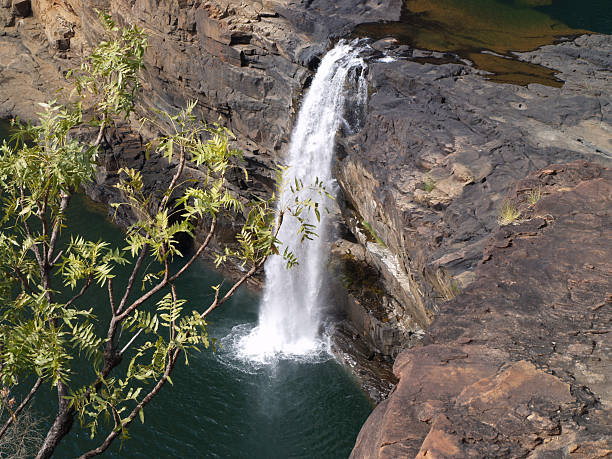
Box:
351, 161, 612, 458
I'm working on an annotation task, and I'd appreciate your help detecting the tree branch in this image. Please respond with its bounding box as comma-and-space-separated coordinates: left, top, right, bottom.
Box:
119, 328, 144, 356
0, 378, 42, 439
200, 259, 262, 320
169, 217, 216, 284
77, 349, 180, 459
107, 279, 117, 315
92, 114, 107, 148
47, 193, 71, 265
170, 284, 177, 341
75, 202, 282, 458
64, 278, 92, 309
83, 206, 279, 457
14, 268, 35, 295
115, 278, 167, 323
39, 191, 49, 263
200, 212, 282, 319
51, 250, 64, 267
22, 213, 44, 274
35, 381, 73, 459
116, 217, 216, 323
158, 145, 185, 213
117, 245, 148, 314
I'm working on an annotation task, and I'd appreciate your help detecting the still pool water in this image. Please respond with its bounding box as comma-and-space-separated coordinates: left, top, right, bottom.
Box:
0, 121, 372, 458
356, 0, 612, 86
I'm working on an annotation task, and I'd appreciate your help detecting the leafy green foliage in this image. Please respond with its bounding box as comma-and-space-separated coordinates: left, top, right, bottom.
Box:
0, 12, 326, 458
526, 186, 542, 206
423, 176, 436, 192
0, 291, 100, 386
59, 236, 127, 288
68, 11, 147, 125
361, 220, 387, 247
0, 103, 96, 220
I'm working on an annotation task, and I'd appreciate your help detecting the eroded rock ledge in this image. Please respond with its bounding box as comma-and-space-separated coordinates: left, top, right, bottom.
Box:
334, 33, 612, 361
351, 161, 612, 458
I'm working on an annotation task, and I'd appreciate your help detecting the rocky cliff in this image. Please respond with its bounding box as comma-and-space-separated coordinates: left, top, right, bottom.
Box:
333, 34, 612, 362
351, 161, 612, 458
0, 0, 404, 277
1, 0, 612, 431
23, 0, 401, 195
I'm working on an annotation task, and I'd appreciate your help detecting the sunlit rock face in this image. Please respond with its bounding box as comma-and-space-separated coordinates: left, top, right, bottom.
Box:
332, 33, 612, 361
28, 0, 401, 178
351, 161, 612, 458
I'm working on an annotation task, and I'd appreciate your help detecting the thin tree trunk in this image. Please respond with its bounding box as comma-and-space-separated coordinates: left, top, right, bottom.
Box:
35, 383, 74, 458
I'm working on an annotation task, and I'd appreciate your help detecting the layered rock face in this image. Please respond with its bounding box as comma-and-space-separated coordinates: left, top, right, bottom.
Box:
25, 0, 401, 196
335, 34, 612, 357
351, 161, 612, 458
1, 0, 404, 279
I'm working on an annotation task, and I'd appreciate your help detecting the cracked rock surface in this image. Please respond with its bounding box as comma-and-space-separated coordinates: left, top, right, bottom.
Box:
335, 34, 612, 357
351, 161, 612, 458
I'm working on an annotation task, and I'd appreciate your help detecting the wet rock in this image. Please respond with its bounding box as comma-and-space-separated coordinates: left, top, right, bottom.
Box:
329, 320, 397, 404
351, 162, 612, 458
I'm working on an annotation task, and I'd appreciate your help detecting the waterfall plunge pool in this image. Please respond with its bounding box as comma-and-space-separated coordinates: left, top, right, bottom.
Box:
0, 121, 373, 458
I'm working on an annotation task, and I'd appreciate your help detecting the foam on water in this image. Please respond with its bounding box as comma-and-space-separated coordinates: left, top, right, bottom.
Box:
218, 324, 332, 373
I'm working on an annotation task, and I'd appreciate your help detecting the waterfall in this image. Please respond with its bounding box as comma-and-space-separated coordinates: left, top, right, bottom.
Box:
236, 41, 368, 362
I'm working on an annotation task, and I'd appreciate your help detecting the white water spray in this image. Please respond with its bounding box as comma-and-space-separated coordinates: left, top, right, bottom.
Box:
235, 41, 368, 362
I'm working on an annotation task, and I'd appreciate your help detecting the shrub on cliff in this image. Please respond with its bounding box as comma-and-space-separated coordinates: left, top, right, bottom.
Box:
0, 13, 320, 458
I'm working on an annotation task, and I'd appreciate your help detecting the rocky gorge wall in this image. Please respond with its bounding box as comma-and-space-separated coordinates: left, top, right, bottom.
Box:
26, 0, 401, 194
332, 34, 612, 360
351, 161, 612, 458
1, 0, 406, 278
1, 0, 612, 452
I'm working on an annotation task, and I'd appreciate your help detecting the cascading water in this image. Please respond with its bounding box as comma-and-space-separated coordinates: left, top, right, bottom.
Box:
234, 41, 368, 363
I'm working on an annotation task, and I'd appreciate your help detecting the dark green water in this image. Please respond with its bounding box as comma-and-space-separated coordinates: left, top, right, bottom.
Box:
531, 0, 612, 34
356, 0, 612, 86
0, 122, 372, 458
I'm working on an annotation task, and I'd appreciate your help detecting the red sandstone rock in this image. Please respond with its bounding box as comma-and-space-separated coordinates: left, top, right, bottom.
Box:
352, 162, 612, 458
